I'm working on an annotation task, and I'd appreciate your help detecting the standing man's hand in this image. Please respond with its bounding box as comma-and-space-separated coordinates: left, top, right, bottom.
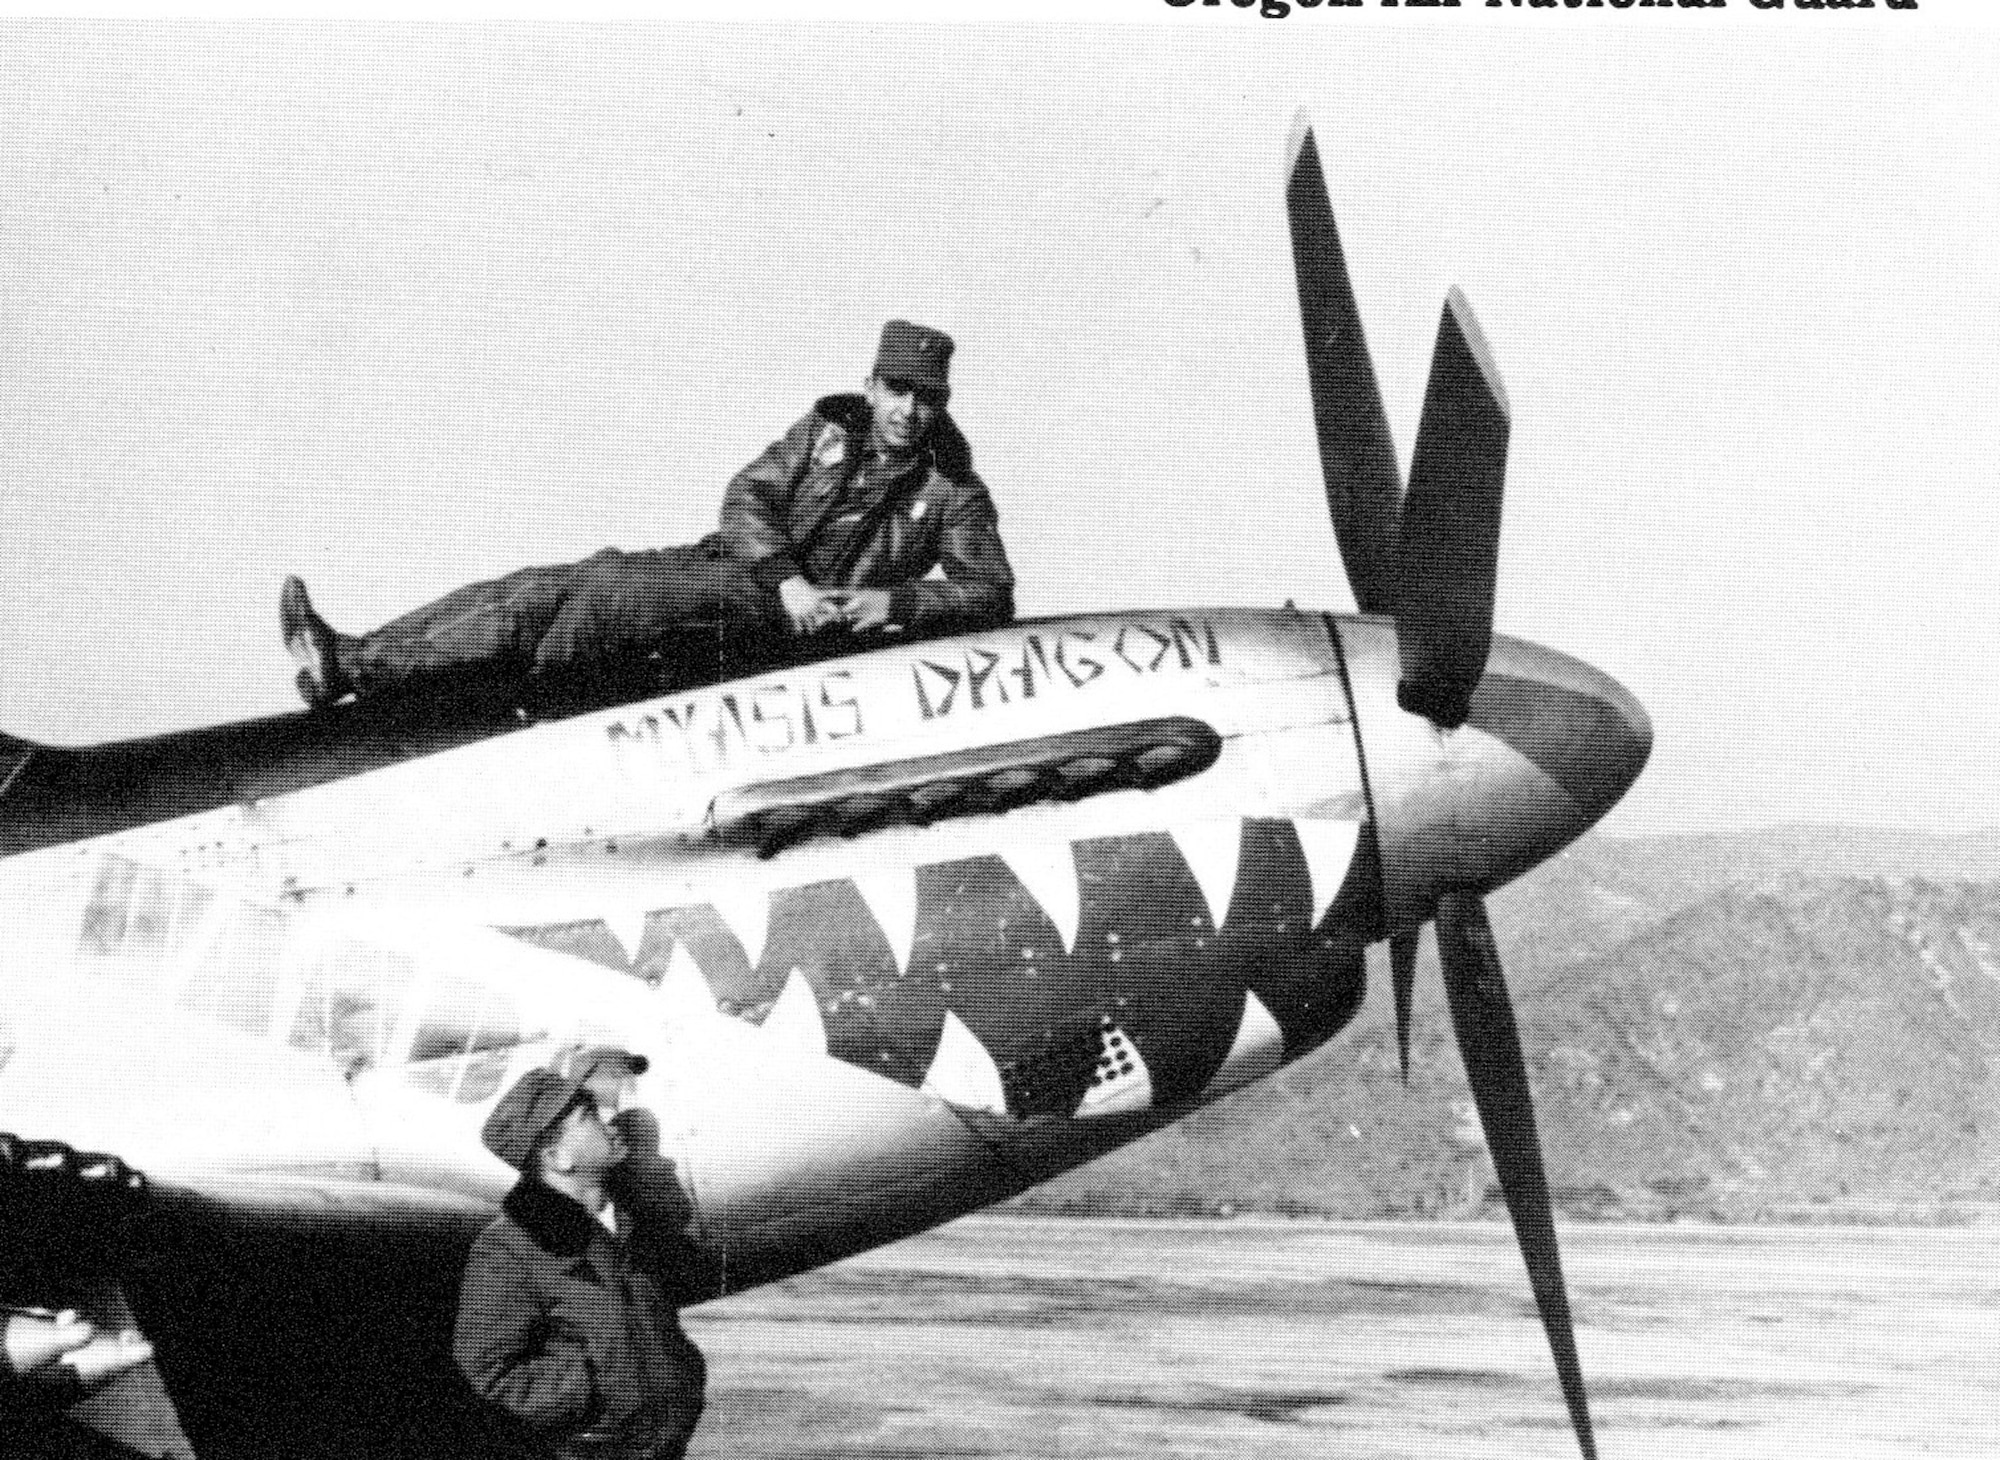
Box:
833, 589, 896, 633
778, 577, 844, 635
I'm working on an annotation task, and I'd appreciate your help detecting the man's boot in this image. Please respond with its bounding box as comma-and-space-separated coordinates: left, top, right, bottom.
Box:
280, 576, 354, 708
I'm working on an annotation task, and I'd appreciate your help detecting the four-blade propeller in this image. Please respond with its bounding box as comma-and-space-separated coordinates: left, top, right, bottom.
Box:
1286, 113, 1597, 1460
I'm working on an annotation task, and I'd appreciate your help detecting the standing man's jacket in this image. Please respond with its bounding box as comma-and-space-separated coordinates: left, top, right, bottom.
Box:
719, 394, 1016, 633
454, 1178, 706, 1460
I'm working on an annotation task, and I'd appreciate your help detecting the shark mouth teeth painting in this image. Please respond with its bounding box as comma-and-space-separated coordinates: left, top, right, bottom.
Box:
503, 816, 1373, 1119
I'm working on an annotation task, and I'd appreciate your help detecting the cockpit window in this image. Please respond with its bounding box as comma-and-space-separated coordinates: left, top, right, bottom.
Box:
403, 974, 529, 1103
286, 941, 415, 1074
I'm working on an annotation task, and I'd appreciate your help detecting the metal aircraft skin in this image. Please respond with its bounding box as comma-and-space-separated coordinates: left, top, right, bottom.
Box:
0, 118, 1649, 1460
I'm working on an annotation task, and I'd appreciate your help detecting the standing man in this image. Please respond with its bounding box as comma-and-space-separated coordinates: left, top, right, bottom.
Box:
283, 320, 1014, 706
455, 1066, 706, 1460
548, 1044, 713, 1298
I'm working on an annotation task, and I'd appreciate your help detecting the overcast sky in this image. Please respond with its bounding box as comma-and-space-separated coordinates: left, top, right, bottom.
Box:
3, 13, 1996, 839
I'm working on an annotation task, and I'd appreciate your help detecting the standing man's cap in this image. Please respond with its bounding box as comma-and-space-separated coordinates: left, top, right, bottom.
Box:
482, 1068, 589, 1172
551, 1043, 650, 1083
872, 320, 954, 394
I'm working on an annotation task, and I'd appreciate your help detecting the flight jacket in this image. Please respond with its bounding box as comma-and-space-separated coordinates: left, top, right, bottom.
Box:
717, 394, 1016, 634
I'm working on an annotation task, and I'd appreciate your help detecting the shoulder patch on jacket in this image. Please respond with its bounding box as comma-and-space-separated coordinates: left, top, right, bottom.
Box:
813, 425, 846, 469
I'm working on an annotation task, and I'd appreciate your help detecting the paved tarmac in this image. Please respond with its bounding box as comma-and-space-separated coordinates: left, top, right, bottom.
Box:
685, 1215, 2000, 1459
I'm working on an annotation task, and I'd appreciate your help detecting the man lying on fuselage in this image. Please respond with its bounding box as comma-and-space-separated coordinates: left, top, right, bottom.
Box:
281, 321, 1016, 706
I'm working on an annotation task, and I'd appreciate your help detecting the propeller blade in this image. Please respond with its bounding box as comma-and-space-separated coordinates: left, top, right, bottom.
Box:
1394, 289, 1510, 729
1389, 928, 1420, 1085
1285, 112, 1403, 616
1434, 891, 1596, 1460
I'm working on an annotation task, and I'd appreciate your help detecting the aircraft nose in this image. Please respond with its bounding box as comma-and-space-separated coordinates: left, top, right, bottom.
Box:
1468, 634, 1653, 829
1334, 621, 1651, 929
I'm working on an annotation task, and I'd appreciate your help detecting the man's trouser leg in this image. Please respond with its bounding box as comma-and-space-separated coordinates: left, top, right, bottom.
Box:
341, 560, 578, 696
531, 546, 780, 676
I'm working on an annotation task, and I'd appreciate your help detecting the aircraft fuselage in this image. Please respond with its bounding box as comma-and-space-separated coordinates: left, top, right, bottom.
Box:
1, 606, 1646, 1293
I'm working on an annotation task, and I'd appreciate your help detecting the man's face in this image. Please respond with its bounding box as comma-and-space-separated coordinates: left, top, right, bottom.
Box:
544, 1096, 624, 1179
865, 374, 944, 456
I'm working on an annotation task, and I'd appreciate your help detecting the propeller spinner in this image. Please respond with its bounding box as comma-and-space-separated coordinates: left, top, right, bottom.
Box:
1287, 112, 1630, 1460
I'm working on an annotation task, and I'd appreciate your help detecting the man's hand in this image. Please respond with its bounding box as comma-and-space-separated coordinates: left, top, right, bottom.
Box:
58, 1330, 155, 1388
777, 577, 845, 635
4, 1309, 93, 1376
834, 589, 896, 633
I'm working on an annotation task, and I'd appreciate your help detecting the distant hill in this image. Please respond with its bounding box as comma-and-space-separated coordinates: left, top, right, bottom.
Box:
1487, 824, 2000, 977
1012, 826, 2000, 1223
